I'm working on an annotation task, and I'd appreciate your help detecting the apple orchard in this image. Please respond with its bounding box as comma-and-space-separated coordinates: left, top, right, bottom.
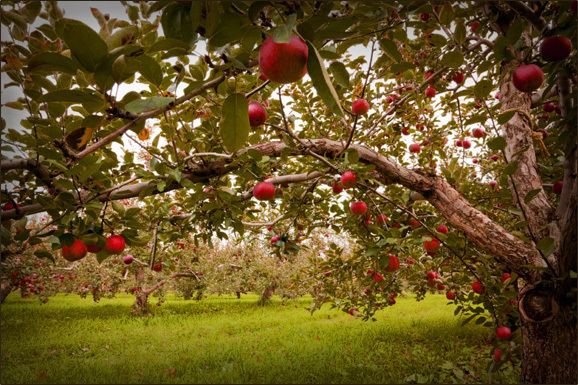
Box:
0, 1, 576, 384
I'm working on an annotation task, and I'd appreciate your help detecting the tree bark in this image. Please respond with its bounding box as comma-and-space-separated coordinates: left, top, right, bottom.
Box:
0, 280, 13, 304
258, 283, 276, 306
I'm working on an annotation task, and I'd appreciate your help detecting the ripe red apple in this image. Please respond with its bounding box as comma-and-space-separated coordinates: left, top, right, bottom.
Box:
259, 72, 268, 81
123, 254, 134, 265
490, 154, 500, 162
489, 180, 498, 189
455, 139, 463, 147
372, 272, 384, 283
332, 182, 343, 194
152, 262, 162, 272
62, 239, 88, 262
376, 214, 389, 225
387, 255, 400, 272
401, 127, 410, 135
426, 271, 438, 280
351, 99, 370, 115
86, 242, 102, 253
496, 326, 512, 339
270, 235, 281, 244
512, 64, 544, 93
452, 71, 465, 84
420, 12, 430, 22
472, 158, 479, 164
388, 292, 397, 305
462, 139, 472, 149
543, 102, 557, 113
366, 268, 375, 277
347, 307, 358, 316
425, 85, 436, 98
471, 280, 485, 294
501, 272, 511, 283
253, 182, 276, 201
350, 201, 368, 216
409, 218, 421, 229
472, 127, 486, 138
436, 224, 449, 234
409, 143, 421, 153
470, 20, 480, 33
436, 283, 446, 290
424, 70, 434, 82
340, 170, 357, 189
493, 348, 503, 362
446, 291, 456, 300
423, 238, 441, 253
552, 180, 563, 195
540, 36, 572, 62
105, 234, 126, 254
364, 215, 372, 226
391, 222, 401, 229
495, 92, 502, 100
248, 101, 267, 127
259, 35, 308, 84
2, 202, 21, 210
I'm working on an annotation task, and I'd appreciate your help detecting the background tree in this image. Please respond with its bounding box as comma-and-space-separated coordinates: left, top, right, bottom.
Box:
1, 1, 575, 383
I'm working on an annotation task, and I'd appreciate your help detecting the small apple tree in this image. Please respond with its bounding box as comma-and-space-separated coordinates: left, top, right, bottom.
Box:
1, 1, 576, 383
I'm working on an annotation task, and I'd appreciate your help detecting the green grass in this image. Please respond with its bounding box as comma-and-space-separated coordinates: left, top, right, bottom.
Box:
0, 293, 518, 384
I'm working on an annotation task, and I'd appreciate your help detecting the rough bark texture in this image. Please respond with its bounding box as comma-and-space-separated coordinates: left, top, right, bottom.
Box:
0, 280, 13, 304
258, 283, 277, 306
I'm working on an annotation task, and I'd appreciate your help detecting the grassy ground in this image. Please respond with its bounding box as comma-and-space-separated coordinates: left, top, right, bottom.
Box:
0, 293, 519, 384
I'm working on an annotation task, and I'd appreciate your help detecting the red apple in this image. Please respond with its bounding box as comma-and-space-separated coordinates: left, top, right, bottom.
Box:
366, 268, 375, 277
470, 20, 480, 33
552, 180, 563, 195
388, 292, 397, 305
420, 12, 430, 22
253, 182, 276, 201
472, 127, 486, 138
62, 239, 88, 262
351, 99, 370, 115
424, 70, 434, 82
455, 139, 463, 147
543, 102, 557, 113
540, 36, 572, 62
270, 235, 281, 244
401, 127, 410, 135
495, 92, 502, 100
152, 262, 162, 272
425, 85, 436, 98
409, 143, 421, 153
496, 326, 512, 339
472, 158, 478, 164
347, 307, 358, 316
423, 238, 441, 253
105, 235, 126, 255
364, 215, 372, 226
490, 154, 500, 162
512, 64, 544, 93
501, 272, 511, 283
471, 280, 485, 294
350, 201, 368, 216
332, 182, 343, 194
436, 283, 446, 290
446, 291, 456, 300
372, 272, 384, 283
248, 101, 267, 127
462, 139, 472, 149
452, 71, 465, 84
489, 180, 498, 189
259, 35, 308, 84
493, 348, 503, 362
387, 255, 400, 272
341, 171, 357, 189
376, 214, 389, 225
436, 224, 449, 234
426, 271, 439, 280
409, 218, 421, 229
123, 254, 134, 264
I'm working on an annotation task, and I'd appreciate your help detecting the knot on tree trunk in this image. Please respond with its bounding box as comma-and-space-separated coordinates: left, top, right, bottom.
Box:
519, 281, 559, 323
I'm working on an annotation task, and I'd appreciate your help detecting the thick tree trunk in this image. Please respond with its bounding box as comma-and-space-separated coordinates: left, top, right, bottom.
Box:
132, 291, 150, 316
258, 283, 276, 306
520, 303, 577, 383
0, 280, 13, 303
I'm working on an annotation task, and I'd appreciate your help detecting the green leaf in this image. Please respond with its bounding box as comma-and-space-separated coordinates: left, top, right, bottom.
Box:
537, 236, 556, 257
147, 37, 190, 54
39, 89, 105, 113
27, 52, 79, 74
208, 11, 246, 49
487, 136, 507, 151
271, 14, 297, 43
328, 61, 350, 88
306, 41, 344, 116
21, 1, 42, 23
190, 0, 202, 34
133, 55, 163, 86
125, 96, 173, 114
473, 79, 494, 99
440, 50, 464, 68
219, 93, 250, 152
34, 250, 55, 262
381, 39, 402, 62
502, 161, 519, 176
497, 110, 515, 125
524, 189, 542, 203
248, 1, 271, 22
161, 3, 196, 46
57, 19, 108, 72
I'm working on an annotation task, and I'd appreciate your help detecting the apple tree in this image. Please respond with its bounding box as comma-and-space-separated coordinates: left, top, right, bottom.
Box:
1, 1, 576, 383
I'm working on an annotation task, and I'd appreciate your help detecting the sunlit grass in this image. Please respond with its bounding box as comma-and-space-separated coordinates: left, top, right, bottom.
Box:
0, 293, 518, 384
